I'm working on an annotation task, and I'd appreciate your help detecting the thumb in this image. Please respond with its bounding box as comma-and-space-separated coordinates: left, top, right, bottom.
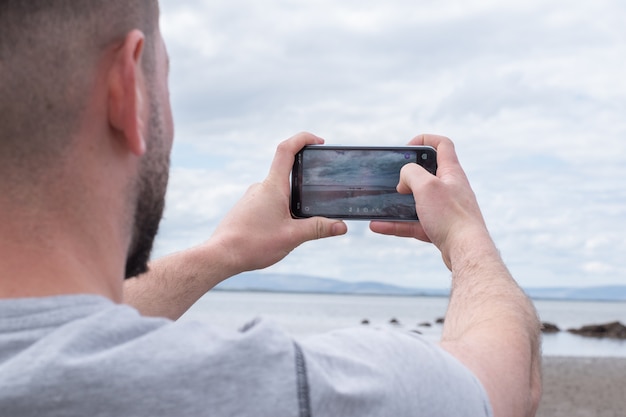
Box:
302, 217, 348, 241
397, 163, 431, 195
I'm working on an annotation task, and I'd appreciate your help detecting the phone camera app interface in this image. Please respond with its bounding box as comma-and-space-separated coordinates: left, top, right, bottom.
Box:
301, 149, 419, 219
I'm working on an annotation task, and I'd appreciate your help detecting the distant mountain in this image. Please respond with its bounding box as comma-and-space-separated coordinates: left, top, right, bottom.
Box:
215, 272, 626, 302
524, 286, 626, 302
215, 272, 448, 297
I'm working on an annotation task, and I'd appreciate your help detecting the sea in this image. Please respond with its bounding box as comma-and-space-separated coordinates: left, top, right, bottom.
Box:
181, 291, 626, 358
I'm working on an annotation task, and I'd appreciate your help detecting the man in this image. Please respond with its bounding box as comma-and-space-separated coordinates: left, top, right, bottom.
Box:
0, 1, 541, 416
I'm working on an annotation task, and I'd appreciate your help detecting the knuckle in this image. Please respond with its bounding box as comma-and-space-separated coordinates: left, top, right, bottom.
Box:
276, 140, 291, 153
315, 219, 326, 239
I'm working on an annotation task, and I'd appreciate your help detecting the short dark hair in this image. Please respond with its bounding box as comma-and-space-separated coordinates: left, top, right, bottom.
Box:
0, 0, 159, 182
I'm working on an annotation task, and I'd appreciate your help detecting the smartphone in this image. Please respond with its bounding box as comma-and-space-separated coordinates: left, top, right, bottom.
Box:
290, 145, 437, 221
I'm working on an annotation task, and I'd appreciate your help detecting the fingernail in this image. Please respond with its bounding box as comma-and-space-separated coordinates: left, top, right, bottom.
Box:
332, 222, 347, 236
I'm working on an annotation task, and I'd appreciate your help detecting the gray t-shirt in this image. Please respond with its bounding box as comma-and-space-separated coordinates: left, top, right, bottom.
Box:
0, 295, 492, 416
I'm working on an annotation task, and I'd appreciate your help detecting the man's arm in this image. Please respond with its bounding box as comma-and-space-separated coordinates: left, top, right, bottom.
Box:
124, 133, 347, 320
371, 135, 541, 417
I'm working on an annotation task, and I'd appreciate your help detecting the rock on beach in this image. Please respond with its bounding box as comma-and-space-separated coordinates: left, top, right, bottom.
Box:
567, 321, 626, 339
541, 322, 560, 333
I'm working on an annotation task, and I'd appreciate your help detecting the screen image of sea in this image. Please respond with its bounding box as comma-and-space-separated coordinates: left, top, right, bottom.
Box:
301, 149, 418, 218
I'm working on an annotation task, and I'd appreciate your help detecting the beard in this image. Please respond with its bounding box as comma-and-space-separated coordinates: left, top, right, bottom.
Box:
124, 99, 170, 279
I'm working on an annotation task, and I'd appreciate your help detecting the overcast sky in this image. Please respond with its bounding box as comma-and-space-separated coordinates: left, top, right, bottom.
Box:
153, 0, 626, 289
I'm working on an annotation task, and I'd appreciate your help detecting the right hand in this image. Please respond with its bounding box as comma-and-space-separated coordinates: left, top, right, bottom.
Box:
369, 134, 490, 269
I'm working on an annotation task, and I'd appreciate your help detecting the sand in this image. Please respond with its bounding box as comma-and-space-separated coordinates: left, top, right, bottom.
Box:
536, 356, 626, 417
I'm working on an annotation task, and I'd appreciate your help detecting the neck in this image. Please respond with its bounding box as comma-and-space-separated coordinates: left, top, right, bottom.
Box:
0, 192, 126, 302
0, 239, 123, 301
0, 241, 120, 301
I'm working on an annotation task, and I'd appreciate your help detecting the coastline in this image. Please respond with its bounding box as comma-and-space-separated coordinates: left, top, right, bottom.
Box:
537, 356, 626, 417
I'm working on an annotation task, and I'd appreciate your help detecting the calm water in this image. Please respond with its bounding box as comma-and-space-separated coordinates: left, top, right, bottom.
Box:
181, 291, 626, 357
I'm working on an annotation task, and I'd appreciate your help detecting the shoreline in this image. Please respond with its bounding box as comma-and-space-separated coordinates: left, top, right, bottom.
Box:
537, 356, 626, 417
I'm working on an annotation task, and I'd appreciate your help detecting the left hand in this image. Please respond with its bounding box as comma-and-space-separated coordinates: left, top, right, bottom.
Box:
207, 132, 348, 274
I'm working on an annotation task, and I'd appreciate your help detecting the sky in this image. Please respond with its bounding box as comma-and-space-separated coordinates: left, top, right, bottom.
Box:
153, 0, 626, 290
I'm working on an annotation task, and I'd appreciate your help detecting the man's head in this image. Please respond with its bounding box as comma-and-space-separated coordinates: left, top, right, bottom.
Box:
0, 0, 173, 280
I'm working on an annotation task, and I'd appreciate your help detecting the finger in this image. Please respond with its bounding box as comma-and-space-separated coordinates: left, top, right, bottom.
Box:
369, 221, 431, 242
396, 163, 433, 195
406, 133, 446, 146
267, 132, 324, 183
407, 134, 464, 180
300, 217, 347, 241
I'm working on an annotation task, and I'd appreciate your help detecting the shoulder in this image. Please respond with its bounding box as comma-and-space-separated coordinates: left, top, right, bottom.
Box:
53, 303, 300, 374
299, 327, 493, 417
1, 297, 304, 416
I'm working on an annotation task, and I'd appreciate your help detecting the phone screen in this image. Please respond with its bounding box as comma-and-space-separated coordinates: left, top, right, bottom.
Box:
290, 145, 437, 221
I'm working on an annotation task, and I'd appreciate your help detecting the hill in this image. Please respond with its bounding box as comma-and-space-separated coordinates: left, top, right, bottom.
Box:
215, 272, 626, 301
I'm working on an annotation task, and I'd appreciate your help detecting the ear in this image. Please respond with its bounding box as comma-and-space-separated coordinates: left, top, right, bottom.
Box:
107, 30, 148, 157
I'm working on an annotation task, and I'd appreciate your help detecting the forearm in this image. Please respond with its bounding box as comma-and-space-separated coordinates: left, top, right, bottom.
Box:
123, 240, 240, 320
439, 230, 542, 417
442, 231, 538, 341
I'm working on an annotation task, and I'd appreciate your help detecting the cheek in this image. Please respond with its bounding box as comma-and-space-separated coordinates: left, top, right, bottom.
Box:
164, 101, 174, 149
158, 84, 174, 148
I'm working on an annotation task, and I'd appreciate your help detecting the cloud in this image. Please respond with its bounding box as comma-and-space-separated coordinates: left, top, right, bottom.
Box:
154, 0, 626, 288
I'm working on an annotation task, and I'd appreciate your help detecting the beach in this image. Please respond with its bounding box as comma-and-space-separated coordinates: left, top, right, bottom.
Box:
537, 356, 626, 417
